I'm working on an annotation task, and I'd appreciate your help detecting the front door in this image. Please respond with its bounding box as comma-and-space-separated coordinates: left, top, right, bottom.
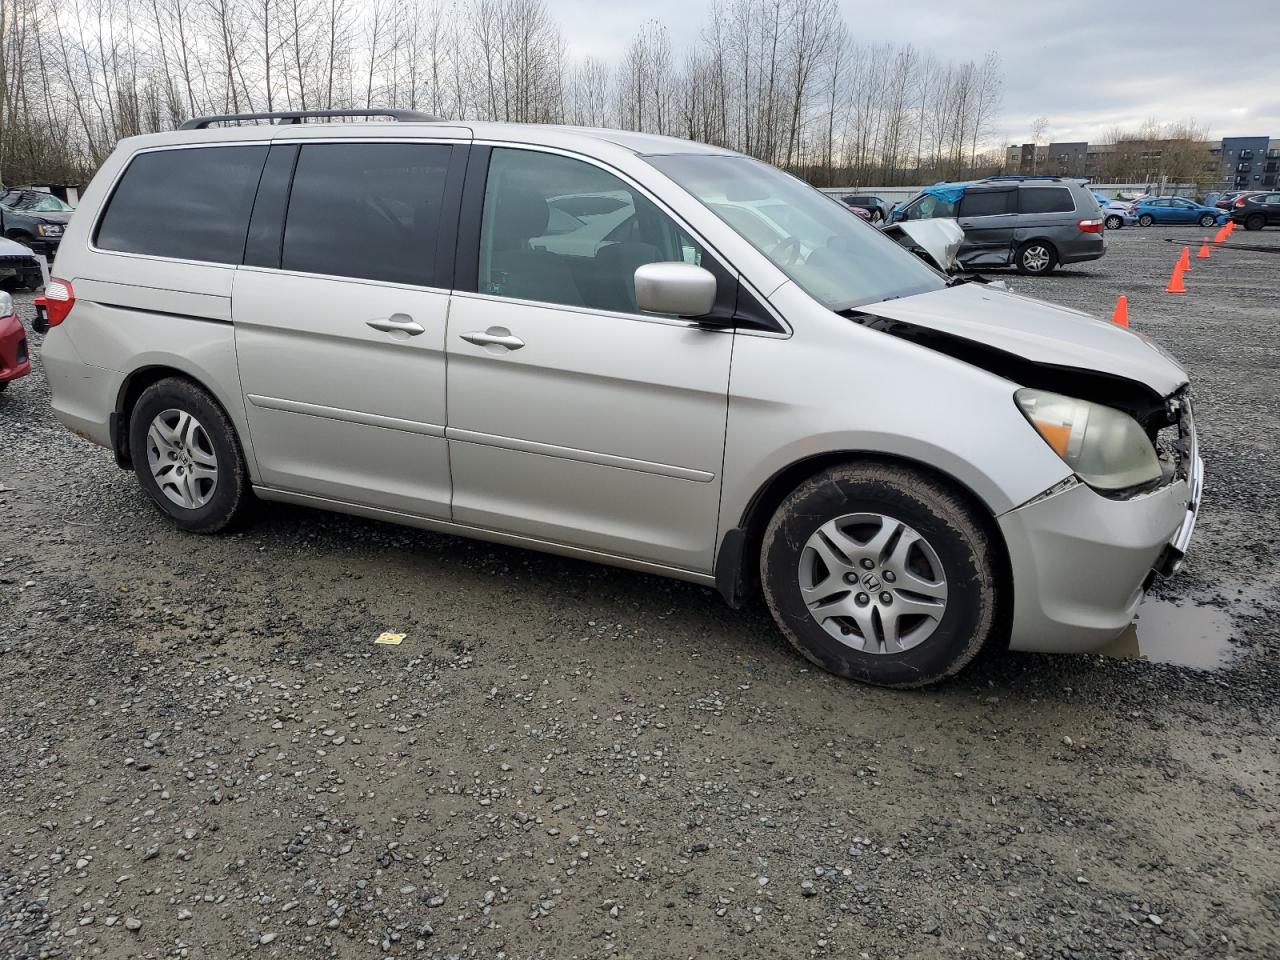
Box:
445, 147, 733, 573
234, 140, 461, 518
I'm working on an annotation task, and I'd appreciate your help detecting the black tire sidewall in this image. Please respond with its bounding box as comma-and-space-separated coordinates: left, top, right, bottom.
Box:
128, 379, 246, 532
761, 467, 996, 687
1246, 215, 1264, 231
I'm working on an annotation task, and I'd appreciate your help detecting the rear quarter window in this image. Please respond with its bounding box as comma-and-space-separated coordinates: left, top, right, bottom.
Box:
1018, 187, 1075, 215
95, 145, 268, 263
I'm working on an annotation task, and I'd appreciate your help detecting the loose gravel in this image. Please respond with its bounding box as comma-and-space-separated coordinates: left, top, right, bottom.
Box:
1, 227, 1277, 959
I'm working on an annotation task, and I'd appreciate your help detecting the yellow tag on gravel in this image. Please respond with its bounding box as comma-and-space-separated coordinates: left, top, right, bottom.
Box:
375, 632, 405, 645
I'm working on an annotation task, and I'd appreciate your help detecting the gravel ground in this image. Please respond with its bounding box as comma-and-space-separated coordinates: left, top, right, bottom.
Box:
1, 227, 1277, 960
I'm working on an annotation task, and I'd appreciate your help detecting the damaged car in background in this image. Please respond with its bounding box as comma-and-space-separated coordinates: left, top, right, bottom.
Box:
42, 117, 1199, 687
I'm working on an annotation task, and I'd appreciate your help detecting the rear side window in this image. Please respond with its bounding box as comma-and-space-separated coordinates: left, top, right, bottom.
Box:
1018, 187, 1075, 214
95, 146, 268, 263
959, 191, 1013, 217
282, 142, 452, 286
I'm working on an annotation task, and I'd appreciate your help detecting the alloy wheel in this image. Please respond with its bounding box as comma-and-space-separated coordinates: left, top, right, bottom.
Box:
146, 408, 219, 509
797, 513, 948, 654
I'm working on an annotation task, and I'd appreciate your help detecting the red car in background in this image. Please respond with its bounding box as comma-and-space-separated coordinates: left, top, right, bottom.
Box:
0, 290, 31, 392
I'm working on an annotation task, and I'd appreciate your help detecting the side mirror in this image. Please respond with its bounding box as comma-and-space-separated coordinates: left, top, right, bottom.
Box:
634, 262, 717, 318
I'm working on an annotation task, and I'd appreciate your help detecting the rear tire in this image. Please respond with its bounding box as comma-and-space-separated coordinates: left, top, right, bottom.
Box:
128, 377, 250, 533
760, 462, 1001, 688
1138, 214, 1154, 227
1104, 215, 1123, 230
1015, 240, 1056, 275
1245, 214, 1265, 231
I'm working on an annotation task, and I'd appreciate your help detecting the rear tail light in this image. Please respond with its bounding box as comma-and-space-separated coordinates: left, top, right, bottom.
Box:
44, 277, 75, 326
1235, 197, 1247, 207
1077, 218, 1104, 234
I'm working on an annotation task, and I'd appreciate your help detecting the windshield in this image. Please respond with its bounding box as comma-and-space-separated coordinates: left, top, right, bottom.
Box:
5, 192, 73, 212
647, 154, 944, 310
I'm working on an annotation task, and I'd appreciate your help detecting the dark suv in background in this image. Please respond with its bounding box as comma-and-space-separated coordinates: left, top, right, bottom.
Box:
0, 188, 74, 256
892, 176, 1105, 275
1230, 192, 1280, 230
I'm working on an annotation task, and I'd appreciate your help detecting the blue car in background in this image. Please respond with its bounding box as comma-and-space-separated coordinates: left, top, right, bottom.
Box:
1133, 196, 1228, 228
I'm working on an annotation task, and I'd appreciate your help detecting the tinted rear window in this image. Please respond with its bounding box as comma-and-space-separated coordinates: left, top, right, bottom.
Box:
95, 146, 268, 263
282, 142, 452, 286
1019, 187, 1075, 214
959, 191, 1013, 217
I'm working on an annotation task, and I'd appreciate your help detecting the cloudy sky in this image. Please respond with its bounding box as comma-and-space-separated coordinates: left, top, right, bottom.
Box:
553, 0, 1279, 145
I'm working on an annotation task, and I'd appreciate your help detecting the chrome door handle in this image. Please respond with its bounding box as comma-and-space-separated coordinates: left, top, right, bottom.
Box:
367, 315, 425, 336
460, 329, 525, 350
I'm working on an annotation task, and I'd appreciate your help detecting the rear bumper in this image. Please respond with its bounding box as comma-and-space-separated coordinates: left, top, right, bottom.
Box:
40, 325, 118, 447
0, 312, 31, 383
999, 462, 1200, 654
1058, 235, 1106, 265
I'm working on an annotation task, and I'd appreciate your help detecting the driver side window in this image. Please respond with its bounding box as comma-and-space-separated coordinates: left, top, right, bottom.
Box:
903, 194, 957, 221
478, 148, 705, 314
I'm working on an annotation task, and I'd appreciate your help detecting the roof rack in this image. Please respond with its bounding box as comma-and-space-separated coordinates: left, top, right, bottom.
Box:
179, 108, 440, 130
980, 175, 1064, 182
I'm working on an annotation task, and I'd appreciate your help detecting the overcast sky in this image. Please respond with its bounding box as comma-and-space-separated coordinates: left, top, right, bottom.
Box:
553, 0, 1279, 145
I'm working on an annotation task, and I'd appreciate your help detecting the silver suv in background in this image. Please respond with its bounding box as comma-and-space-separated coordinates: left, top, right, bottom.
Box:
41, 110, 1199, 687
893, 176, 1106, 275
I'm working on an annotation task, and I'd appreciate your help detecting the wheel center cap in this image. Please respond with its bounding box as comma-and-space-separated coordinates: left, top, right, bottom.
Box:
862, 572, 882, 592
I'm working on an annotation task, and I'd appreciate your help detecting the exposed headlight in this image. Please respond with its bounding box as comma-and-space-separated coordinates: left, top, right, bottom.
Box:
37, 223, 64, 237
0, 290, 12, 315
1015, 388, 1162, 491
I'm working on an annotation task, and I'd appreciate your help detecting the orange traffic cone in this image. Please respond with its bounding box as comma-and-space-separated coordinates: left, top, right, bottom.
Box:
1226, 219, 1236, 236
1178, 245, 1192, 271
1111, 295, 1129, 327
1197, 237, 1211, 259
1165, 261, 1186, 295
1212, 225, 1225, 243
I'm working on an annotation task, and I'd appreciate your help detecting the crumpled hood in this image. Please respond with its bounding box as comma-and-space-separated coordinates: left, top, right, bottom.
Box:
24, 209, 73, 225
857, 282, 1189, 397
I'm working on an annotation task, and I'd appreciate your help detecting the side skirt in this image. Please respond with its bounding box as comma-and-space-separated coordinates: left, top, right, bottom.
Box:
251, 485, 718, 589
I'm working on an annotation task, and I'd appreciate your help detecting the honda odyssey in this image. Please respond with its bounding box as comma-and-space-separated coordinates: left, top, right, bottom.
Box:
41, 109, 1202, 687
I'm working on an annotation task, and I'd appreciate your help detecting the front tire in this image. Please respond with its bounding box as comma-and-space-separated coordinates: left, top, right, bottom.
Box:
1199, 213, 1217, 228
1245, 214, 1265, 231
760, 463, 1001, 687
1105, 215, 1123, 230
128, 377, 250, 533
1138, 214, 1154, 227
1015, 240, 1056, 275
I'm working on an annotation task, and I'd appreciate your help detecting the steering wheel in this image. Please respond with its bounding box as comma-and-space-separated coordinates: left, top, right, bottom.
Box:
767, 236, 803, 267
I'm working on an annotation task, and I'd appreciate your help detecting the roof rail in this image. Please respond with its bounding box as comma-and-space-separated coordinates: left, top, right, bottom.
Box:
179, 108, 440, 130
980, 175, 1063, 182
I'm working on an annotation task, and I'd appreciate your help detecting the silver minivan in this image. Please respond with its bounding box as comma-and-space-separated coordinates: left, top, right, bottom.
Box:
41, 110, 1202, 687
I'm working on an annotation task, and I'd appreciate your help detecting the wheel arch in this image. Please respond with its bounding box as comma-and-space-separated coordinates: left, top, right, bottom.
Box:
715, 450, 1013, 637
113, 364, 250, 472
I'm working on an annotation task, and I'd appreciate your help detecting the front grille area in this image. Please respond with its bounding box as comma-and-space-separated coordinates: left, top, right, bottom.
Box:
1152, 390, 1196, 484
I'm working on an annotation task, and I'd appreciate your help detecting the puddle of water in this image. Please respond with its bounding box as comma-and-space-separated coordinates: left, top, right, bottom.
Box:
1098, 597, 1236, 670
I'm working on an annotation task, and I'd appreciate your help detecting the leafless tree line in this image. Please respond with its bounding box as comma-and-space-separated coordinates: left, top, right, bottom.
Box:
0, 0, 1005, 188
1100, 119, 1215, 188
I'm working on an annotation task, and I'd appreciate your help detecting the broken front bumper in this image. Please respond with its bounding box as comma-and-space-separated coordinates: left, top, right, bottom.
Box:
998, 461, 1201, 655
